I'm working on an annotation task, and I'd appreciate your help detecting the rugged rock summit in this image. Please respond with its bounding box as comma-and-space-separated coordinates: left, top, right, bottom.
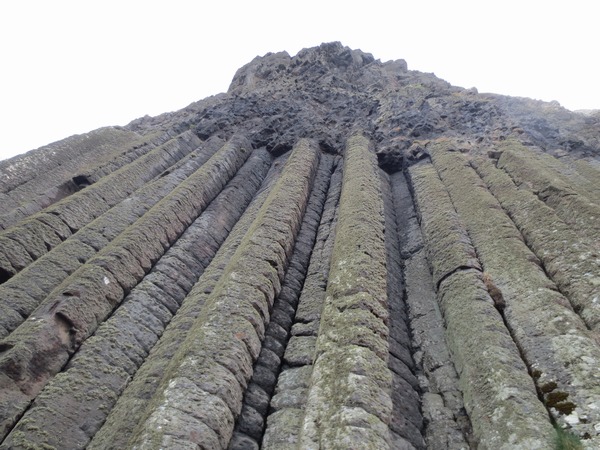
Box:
0, 42, 599, 449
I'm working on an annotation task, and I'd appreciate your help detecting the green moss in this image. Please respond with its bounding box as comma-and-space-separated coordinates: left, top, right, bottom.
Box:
297, 133, 394, 448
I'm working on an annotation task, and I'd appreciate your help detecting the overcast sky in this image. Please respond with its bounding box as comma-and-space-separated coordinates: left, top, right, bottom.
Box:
0, 0, 597, 161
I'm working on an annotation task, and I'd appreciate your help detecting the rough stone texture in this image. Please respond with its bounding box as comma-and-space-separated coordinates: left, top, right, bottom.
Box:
380, 170, 426, 449
473, 153, 600, 335
497, 140, 600, 248
89, 151, 290, 450
408, 160, 556, 449
262, 159, 342, 449
298, 134, 394, 449
229, 153, 336, 449
429, 141, 600, 443
392, 169, 472, 449
0, 149, 272, 449
0, 128, 164, 226
0, 131, 201, 276
0, 137, 225, 338
0, 136, 252, 441
126, 139, 319, 448
1, 42, 600, 449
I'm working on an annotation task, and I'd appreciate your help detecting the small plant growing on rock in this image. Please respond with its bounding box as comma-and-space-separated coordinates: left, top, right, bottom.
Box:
482, 272, 505, 311
555, 425, 583, 450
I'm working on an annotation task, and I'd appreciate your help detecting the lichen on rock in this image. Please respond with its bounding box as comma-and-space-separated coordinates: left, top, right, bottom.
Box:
1, 42, 599, 449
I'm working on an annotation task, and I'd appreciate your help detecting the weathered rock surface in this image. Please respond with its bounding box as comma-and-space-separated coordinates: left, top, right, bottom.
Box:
1, 42, 599, 449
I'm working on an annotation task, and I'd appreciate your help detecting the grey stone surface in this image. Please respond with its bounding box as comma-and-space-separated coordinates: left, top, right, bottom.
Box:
89, 150, 289, 449
2, 42, 600, 450
283, 336, 316, 366
409, 160, 556, 449
0, 148, 271, 448
299, 134, 393, 449
125, 139, 319, 448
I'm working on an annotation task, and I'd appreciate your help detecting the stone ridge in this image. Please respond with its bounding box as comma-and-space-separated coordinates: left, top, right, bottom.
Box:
299, 133, 392, 449
0, 42, 599, 449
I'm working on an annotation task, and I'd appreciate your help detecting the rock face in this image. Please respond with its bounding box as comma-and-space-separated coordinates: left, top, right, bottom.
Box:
0, 42, 599, 449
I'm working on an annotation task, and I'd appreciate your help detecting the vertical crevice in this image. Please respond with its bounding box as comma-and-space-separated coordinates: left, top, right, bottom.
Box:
470, 156, 599, 332
429, 145, 597, 444
120, 139, 320, 449
380, 169, 426, 449
392, 166, 474, 449
87, 149, 289, 450
406, 156, 556, 448
229, 153, 336, 449
295, 133, 393, 449
0, 137, 258, 448
258, 156, 342, 449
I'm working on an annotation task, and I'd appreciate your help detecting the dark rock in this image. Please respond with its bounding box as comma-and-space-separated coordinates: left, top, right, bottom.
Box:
1, 41, 600, 450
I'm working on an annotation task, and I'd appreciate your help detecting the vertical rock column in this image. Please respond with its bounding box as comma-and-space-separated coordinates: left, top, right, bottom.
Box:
126, 139, 320, 449
496, 140, 600, 248
391, 169, 472, 449
380, 170, 426, 449
0, 136, 252, 441
408, 159, 556, 449
299, 133, 393, 449
0, 137, 224, 338
229, 154, 337, 450
89, 151, 291, 450
472, 155, 600, 331
261, 160, 343, 449
430, 142, 600, 442
0, 150, 272, 450
0, 131, 202, 276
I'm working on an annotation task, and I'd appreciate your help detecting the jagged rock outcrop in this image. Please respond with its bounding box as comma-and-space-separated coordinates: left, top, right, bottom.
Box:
0, 42, 599, 449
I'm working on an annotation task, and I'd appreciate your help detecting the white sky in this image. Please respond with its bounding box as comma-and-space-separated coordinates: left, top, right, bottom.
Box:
0, 0, 597, 161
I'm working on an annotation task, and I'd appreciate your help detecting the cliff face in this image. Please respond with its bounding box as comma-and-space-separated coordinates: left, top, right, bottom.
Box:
0, 42, 599, 449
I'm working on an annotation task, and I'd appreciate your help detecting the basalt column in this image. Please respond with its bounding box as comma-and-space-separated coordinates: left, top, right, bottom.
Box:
2, 41, 600, 450
407, 157, 556, 449
89, 150, 293, 450
124, 139, 320, 448
1, 149, 273, 449
0, 136, 253, 441
298, 133, 395, 449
